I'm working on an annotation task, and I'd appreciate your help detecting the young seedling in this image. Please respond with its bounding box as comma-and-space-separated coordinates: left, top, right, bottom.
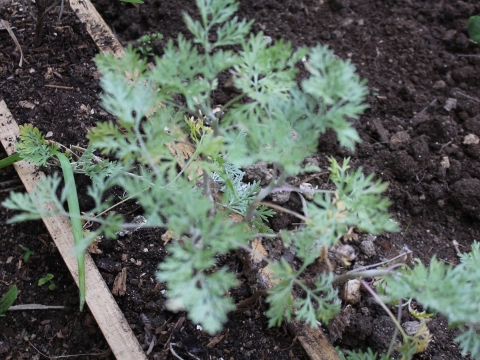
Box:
38, 273, 57, 291
20, 245, 33, 263
135, 33, 163, 57
0, 285, 18, 316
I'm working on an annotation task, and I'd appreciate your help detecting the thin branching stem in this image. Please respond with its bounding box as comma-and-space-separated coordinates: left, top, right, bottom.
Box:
222, 93, 246, 112
257, 201, 313, 225
361, 279, 408, 339
94, 186, 150, 219
331, 269, 393, 284
245, 169, 287, 221
349, 250, 412, 273
387, 297, 403, 358
201, 156, 216, 216
297, 190, 310, 220
252, 233, 279, 239
134, 121, 162, 179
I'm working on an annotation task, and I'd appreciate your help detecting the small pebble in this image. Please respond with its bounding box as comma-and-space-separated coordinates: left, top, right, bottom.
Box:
360, 240, 376, 257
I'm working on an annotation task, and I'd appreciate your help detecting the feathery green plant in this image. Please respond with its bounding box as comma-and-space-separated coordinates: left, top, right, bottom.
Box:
4, 2, 478, 358
381, 241, 480, 358
3, 0, 390, 334
135, 33, 163, 57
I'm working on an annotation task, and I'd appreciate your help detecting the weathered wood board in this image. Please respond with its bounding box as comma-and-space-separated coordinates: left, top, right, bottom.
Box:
69, 0, 125, 58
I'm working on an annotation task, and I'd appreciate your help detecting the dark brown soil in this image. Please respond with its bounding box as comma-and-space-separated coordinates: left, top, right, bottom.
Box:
1, 0, 480, 359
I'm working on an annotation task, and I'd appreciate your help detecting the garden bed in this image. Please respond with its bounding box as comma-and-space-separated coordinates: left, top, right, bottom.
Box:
1, 0, 480, 359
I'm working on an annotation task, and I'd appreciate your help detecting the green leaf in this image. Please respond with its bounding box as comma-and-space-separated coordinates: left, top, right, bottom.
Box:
383, 242, 480, 358
0, 153, 22, 169
38, 273, 54, 286
2, 173, 63, 223
296, 273, 340, 326
467, 16, 480, 43
0, 285, 18, 316
455, 324, 480, 359
342, 348, 391, 360
302, 46, 368, 151
55, 152, 85, 311
16, 124, 58, 166
20, 246, 32, 263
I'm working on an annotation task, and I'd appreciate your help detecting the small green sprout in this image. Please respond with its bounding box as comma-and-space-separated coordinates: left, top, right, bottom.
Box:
135, 33, 163, 57
20, 245, 33, 263
38, 274, 57, 291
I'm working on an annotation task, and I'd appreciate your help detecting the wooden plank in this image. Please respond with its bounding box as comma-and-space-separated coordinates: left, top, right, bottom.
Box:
288, 320, 342, 360
0, 101, 147, 360
69, 0, 125, 58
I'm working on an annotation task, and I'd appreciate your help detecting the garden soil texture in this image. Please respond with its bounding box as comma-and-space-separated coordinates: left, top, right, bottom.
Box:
1, 0, 480, 359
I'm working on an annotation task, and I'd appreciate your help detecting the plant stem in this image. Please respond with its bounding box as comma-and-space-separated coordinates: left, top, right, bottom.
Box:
332, 269, 394, 284
361, 279, 408, 339
94, 186, 150, 219
236, 289, 268, 308
222, 93, 246, 113
386, 298, 403, 358
349, 249, 412, 273
134, 121, 162, 179
245, 170, 287, 221
252, 233, 278, 239
257, 201, 313, 225
202, 156, 216, 217
33, 0, 46, 47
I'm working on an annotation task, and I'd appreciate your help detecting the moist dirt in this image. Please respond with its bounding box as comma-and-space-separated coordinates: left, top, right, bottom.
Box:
1, 0, 480, 359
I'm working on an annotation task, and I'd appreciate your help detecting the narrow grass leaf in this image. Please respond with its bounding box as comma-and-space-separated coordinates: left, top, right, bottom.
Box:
56, 152, 85, 311
0, 153, 22, 169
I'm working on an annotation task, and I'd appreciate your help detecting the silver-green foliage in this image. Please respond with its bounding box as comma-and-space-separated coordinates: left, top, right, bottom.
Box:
382, 241, 480, 358
4, 0, 394, 334
339, 348, 391, 360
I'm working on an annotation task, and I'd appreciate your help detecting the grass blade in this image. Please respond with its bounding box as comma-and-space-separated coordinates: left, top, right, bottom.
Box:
0, 153, 22, 169
55, 152, 85, 311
